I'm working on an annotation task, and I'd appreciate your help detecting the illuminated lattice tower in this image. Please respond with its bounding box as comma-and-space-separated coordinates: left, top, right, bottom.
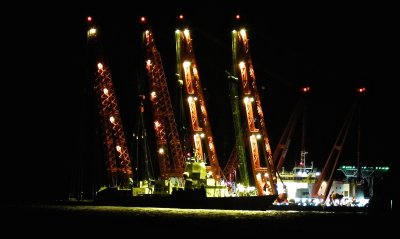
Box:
141, 17, 185, 179
175, 15, 222, 181
87, 16, 132, 187
232, 16, 277, 196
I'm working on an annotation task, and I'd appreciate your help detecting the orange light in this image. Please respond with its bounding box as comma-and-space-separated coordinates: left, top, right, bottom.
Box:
87, 16, 92, 22
179, 14, 184, 20
302, 86, 310, 93
140, 16, 146, 23
236, 14, 240, 20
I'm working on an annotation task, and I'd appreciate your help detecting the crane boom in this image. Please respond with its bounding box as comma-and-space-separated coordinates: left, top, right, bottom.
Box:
273, 99, 303, 171
87, 17, 132, 187
132, 95, 155, 182
175, 17, 222, 180
232, 20, 277, 196
311, 94, 361, 202
142, 18, 185, 178
273, 87, 310, 171
224, 59, 250, 187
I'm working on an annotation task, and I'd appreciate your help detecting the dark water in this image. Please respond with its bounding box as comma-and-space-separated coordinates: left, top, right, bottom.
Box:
2, 204, 393, 236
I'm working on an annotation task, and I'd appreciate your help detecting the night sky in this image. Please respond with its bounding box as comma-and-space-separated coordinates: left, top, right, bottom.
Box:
6, 1, 394, 202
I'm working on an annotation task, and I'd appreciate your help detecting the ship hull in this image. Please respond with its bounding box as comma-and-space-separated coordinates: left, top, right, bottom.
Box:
95, 187, 277, 210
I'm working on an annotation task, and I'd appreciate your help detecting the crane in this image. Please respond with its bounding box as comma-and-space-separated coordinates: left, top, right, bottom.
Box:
131, 95, 155, 185
311, 87, 366, 203
273, 86, 310, 172
223, 69, 250, 189
141, 17, 185, 179
232, 16, 277, 196
175, 15, 222, 181
86, 16, 132, 188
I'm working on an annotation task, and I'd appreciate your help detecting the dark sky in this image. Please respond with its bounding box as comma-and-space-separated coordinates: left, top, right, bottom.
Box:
6, 1, 394, 201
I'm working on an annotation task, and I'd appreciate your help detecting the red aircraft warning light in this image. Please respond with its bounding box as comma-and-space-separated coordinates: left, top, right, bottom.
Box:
301, 86, 310, 93
357, 87, 366, 93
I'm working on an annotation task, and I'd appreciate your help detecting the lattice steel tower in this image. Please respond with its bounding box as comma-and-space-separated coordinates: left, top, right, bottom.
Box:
232, 16, 277, 196
175, 15, 222, 180
141, 17, 186, 179
86, 16, 132, 187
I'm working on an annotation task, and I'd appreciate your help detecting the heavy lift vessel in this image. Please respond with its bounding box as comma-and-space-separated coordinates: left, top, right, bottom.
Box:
86, 15, 386, 209
88, 15, 279, 209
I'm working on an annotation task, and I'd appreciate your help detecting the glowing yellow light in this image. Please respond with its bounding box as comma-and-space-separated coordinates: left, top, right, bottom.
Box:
191, 68, 198, 78
256, 173, 261, 180
109, 116, 115, 123
103, 88, 108, 95
146, 59, 151, 66
256, 134, 262, 140
240, 29, 246, 38
116, 146, 121, 152
97, 63, 103, 70
150, 91, 156, 99
188, 96, 193, 102
183, 29, 190, 38
239, 61, 245, 69
183, 61, 191, 68
158, 148, 165, 154
200, 133, 205, 138
140, 16, 146, 22
145, 30, 149, 34
243, 97, 249, 103
88, 28, 97, 37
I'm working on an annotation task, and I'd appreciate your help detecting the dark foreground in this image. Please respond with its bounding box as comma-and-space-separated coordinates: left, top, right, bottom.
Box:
2, 203, 394, 236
